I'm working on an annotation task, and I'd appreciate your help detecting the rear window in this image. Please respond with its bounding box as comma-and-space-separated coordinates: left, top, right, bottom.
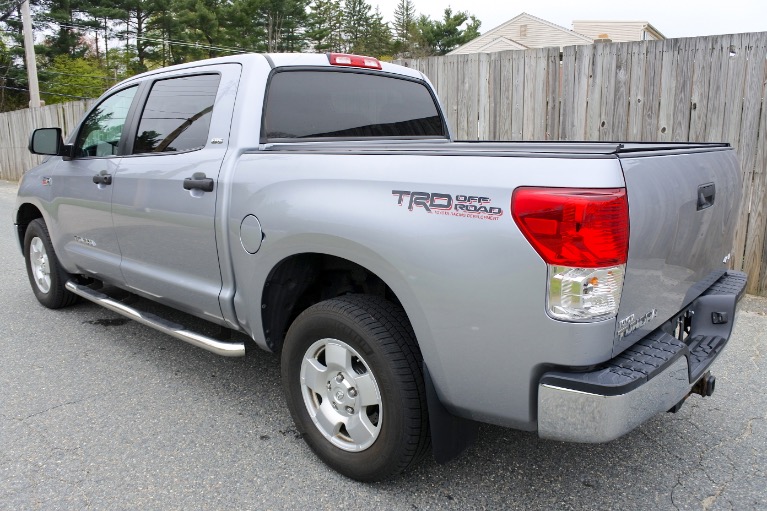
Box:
263, 70, 446, 141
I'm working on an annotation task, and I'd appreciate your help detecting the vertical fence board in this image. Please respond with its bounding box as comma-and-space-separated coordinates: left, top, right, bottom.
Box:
641, 40, 663, 140
511, 50, 525, 141
487, 53, 501, 139
522, 50, 537, 139
428, 56, 439, 89
498, 51, 514, 139
704, 35, 732, 142
672, 37, 695, 142
478, 53, 491, 140
689, 37, 713, 141
468, 53, 480, 140
444, 55, 459, 137
612, 42, 632, 140
456, 54, 469, 139
656, 38, 677, 141
627, 41, 647, 140
534, 49, 548, 140
598, 43, 617, 140
559, 45, 576, 140
722, 34, 747, 150
586, 43, 604, 140
545, 47, 560, 140
572, 44, 593, 140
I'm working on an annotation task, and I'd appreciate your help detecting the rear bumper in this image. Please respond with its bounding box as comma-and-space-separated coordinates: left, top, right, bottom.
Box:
537, 271, 747, 443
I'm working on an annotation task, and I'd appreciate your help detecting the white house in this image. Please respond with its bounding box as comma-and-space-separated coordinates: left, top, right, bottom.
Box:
572, 20, 666, 42
448, 12, 666, 55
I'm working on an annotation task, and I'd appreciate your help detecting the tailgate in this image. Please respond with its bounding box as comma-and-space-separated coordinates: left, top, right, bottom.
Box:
614, 146, 742, 355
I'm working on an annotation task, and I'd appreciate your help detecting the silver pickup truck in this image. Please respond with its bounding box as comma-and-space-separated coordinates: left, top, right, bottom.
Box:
15, 52, 746, 481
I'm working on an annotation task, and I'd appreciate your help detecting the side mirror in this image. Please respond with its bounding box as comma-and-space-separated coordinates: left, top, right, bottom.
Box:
28, 127, 65, 156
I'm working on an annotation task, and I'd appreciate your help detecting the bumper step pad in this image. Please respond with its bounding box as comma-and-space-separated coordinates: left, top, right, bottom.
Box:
541, 331, 686, 396
540, 271, 746, 397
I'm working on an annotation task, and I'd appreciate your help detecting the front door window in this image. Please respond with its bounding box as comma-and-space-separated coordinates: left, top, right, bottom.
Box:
74, 86, 138, 158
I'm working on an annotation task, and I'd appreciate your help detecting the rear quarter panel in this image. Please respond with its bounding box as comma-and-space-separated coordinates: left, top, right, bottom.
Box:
227, 152, 625, 428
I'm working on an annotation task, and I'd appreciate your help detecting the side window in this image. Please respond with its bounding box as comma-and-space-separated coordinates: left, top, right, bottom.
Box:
133, 74, 221, 154
75, 86, 138, 158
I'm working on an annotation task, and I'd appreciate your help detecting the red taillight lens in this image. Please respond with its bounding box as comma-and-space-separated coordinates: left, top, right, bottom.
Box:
511, 187, 629, 267
327, 53, 382, 70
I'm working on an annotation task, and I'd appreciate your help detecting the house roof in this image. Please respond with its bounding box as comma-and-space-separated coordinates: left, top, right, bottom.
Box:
572, 20, 666, 41
477, 37, 528, 52
448, 12, 593, 55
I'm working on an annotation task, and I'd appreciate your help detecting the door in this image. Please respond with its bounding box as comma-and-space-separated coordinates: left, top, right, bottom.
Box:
111, 65, 241, 320
50, 85, 139, 282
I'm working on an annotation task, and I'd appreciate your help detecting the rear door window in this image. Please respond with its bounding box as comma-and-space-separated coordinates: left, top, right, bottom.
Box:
132, 74, 221, 154
263, 70, 446, 141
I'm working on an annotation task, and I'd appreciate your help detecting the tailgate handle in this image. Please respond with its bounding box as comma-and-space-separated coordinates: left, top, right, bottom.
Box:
697, 183, 715, 211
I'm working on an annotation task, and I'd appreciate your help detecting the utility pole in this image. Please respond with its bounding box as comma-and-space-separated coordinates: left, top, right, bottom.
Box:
21, 0, 43, 107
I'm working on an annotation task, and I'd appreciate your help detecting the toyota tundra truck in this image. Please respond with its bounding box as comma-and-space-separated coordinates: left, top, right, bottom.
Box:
14, 52, 746, 481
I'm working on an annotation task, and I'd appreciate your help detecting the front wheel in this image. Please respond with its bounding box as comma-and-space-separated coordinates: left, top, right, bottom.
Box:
23, 218, 77, 309
281, 295, 430, 481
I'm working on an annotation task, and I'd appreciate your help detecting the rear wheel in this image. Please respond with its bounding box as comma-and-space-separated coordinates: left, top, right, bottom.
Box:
23, 218, 77, 309
281, 294, 430, 481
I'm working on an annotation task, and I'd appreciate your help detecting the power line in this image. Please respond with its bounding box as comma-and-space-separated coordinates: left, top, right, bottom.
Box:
38, 80, 108, 91
1, 84, 93, 99
41, 19, 257, 55
54, 20, 256, 54
1, 64, 115, 80
43, 70, 115, 80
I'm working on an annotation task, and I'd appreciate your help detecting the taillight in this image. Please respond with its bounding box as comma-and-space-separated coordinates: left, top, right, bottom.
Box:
511, 187, 629, 322
327, 53, 382, 70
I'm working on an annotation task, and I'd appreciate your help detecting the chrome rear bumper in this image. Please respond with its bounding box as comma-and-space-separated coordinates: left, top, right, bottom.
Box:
538, 356, 691, 442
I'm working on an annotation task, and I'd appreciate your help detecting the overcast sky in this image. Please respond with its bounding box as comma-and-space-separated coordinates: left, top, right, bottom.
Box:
372, 0, 767, 39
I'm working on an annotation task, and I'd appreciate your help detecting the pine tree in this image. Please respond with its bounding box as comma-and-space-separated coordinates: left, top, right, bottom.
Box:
391, 0, 415, 57
363, 7, 391, 58
417, 8, 481, 56
305, 0, 342, 52
342, 0, 369, 54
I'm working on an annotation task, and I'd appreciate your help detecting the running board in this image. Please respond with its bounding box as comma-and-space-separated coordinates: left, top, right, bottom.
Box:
65, 281, 245, 357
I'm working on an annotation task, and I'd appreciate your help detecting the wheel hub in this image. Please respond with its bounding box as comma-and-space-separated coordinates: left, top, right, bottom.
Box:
300, 338, 383, 452
329, 372, 358, 414
29, 237, 51, 293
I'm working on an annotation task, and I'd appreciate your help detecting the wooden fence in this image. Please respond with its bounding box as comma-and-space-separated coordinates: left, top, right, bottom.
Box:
0, 100, 94, 182
0, 33, 765, 295
397, 32, 767, 296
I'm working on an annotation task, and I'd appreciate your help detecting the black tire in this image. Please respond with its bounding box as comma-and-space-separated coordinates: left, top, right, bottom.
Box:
23, 218, 77, 309
281, 294, 430, 482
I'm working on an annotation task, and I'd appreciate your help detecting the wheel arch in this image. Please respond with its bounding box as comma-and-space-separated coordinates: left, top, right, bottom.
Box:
15, 202, 44, 252
260, 251, 425, 354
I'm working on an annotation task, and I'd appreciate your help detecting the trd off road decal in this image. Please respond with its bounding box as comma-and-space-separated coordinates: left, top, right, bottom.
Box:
392, 190, 503, 221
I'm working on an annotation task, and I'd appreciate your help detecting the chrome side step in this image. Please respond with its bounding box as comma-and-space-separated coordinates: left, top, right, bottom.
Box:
65, 281, 245, 357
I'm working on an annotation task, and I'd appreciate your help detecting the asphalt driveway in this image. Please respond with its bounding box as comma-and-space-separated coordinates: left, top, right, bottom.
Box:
1, 180, 766, 510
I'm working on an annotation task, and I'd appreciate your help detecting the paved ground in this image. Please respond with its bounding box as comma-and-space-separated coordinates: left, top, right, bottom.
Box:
1, 179, 766, 510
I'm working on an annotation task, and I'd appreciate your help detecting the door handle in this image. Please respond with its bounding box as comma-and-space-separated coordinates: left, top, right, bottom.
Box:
93, 173, 112, 185
183, 172, 214, 192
